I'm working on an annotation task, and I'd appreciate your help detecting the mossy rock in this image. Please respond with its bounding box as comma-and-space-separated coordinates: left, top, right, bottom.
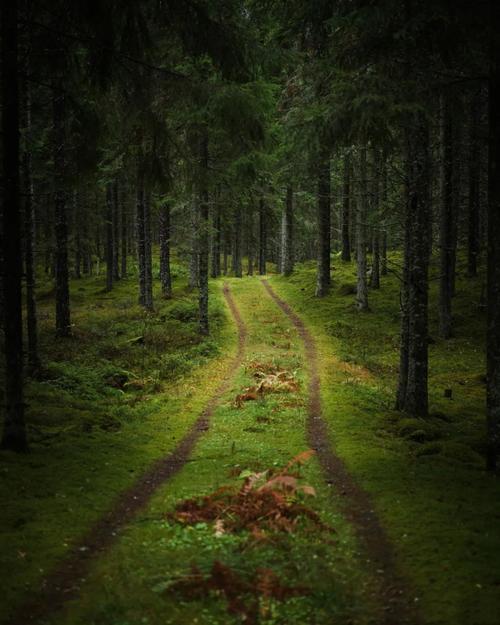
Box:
337, 283, 357, 296
398, 417, 441, 442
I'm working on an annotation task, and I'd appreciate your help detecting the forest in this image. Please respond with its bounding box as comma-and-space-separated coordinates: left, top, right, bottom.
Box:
1, 1, 500, 624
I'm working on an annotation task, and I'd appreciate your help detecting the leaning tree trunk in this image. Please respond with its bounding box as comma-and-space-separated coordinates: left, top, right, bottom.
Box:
403, 115, 431, 418
105, 182, 114, 292
258, 197, 267, 275
487, 7, 500, 471
53, 68, 71, 337
282, 186, 294, 276
198, 135, 210, 335
159, 201, 172, 298
356, 147, 369, 310
315, 144, 331, 296
341, 152, 351, 262
439, 92, 454, 339
1, 0, 28, 451
468, 90, 481, 278
23, 65, 40, 373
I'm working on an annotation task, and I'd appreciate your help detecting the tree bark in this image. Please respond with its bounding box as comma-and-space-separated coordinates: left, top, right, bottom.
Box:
403, 115, 430, 418
53, 69, 71, 337
74, 191, 82, 279
341, 152, 351, 262
143, 192, 153, 310
105, 182, 114, 292
234, 204, 243, 278
258, 197, 267, 275
1, 0, 28, 451
282, 186, 294, 276
468, 90, 481, 277
136, 169, 146, 306
159, 202, 172, 298
315, 144, 331, 296
112, 181, 120, 282
198, 134, 210, 335
188, 195, 199, 290
487, 6, 500, 471
23, 65, 40, 373
439, 92, 454, 339
210, 195, 221, 279
121, 184, 128, 278
370, 151, 380, 289
356, 147, 369, 310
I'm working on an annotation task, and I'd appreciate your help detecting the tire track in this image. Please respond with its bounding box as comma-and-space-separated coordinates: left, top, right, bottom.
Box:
261, 279, 419, 625
9, 283, 246, 625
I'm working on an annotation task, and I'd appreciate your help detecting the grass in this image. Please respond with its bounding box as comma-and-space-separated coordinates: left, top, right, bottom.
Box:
0, 255, 235, 623
43, 277, 381, 625
1, 250, 499, 625
269, 251, 500, 625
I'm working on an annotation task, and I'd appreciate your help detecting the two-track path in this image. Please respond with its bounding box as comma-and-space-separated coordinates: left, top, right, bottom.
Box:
9, 278, 419, 625
262, 279, 419, 625
9, 285, 246, 625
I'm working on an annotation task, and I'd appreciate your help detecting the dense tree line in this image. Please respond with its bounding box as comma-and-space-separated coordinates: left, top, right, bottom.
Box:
1, 1, 499, 470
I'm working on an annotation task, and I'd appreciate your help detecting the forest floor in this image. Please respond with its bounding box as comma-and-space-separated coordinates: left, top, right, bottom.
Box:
1, 254, 500, 625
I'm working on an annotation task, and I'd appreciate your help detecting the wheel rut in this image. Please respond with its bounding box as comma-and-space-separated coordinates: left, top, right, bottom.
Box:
9, 283, 246, 625
261, 279, 420, 625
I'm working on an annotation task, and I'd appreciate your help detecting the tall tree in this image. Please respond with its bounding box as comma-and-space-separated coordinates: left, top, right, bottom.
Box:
356, 147, 369, 310
315, 143, 331, 297
341, 151, 351, 262
281, 186, 294, 276
1, 0, 27, 451
486, 3, 500, 471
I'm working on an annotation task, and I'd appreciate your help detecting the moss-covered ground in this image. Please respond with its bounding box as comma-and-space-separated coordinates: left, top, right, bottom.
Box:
1, 252, 499, 625
0, 257, 234, 622
270, 253, 500, 625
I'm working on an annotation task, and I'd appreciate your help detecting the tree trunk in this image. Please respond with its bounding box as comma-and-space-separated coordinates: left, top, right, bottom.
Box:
341, 152, 351, 262
381, 160, 388, 276
188, 195, 199, 290
315, 144, 331, 296
121, 184, 128, 278
1, 0, 28, 451
439, 92, 454, 339
396, 196, 411, 411
159, 202, 172, 298
23, 67, 40, 373
370, 152, 380, 289
258, 197, 266, 275
136, 170, 146, 306
105, 182, 114, 292
112, 181, 120, 282
198, 135, 210, 335
210, 198, 221, 279
247, 207, 254, 276
143, 192, 153, 310
234, 205, 243, 278
468, 90, 481, 277
53, 70, 71, 337
74, 191, 82, 279
487, 7, 500, 471
356, 147, 369, 310
403, 115, 430, 418
282, 186, 294, 276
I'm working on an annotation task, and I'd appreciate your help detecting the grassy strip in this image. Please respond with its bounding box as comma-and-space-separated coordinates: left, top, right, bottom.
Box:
50, 277, 380, 625
269, 255, 500, 625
